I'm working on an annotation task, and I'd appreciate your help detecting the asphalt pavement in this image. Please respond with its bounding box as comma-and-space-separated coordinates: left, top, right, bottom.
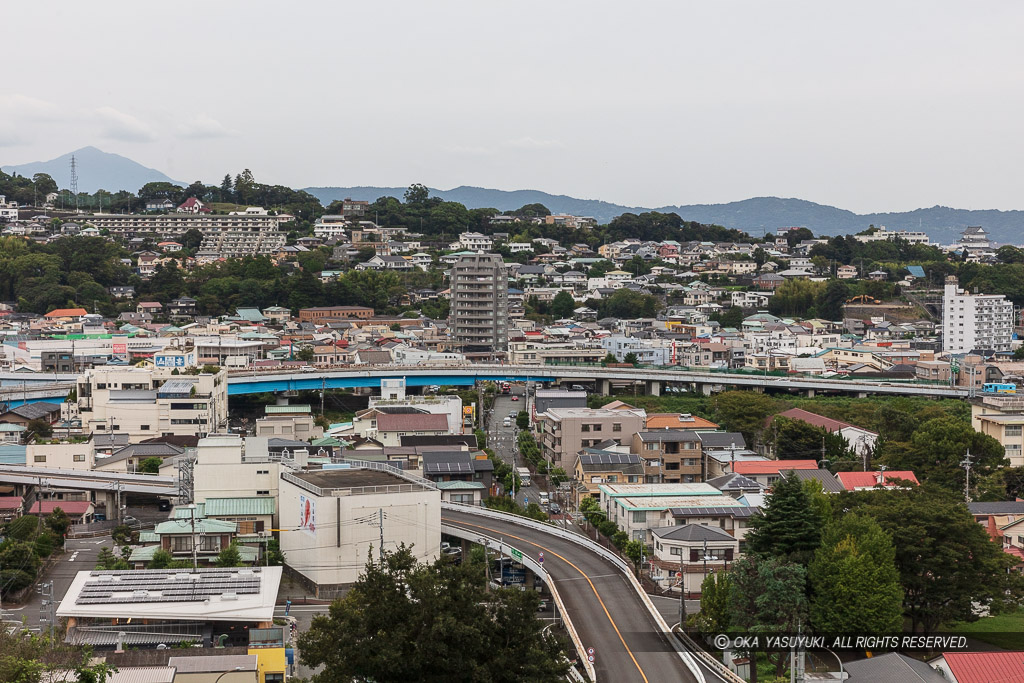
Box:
3, 535, 106, 630
443, 507, 718, 683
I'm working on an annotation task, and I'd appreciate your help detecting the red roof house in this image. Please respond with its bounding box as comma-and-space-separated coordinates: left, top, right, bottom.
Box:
732, 460, 818, 476
933, 652, 1024, 683
43, 308, 88, 319
836, 471, 919, 490
25, 500, 94, 523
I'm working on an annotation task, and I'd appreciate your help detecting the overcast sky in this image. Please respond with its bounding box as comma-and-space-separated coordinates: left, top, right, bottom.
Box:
2, 1, 1022, 213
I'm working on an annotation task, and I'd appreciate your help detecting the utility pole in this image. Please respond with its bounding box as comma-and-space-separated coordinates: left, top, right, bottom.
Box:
962, 449, 974, 503
189, 504, 198, 570
678, 546, 686, 627
480, 538, 491, 591
378, 508, 384, 558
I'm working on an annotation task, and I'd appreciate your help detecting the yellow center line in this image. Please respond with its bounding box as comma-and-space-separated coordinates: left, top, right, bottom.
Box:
449, 518, 650, 683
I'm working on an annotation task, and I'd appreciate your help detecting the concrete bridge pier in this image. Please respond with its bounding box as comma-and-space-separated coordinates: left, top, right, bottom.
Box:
699, 383, 713, 396
806, 388, 816, 398
597, 378, 611, 395
646, 380, 661, 397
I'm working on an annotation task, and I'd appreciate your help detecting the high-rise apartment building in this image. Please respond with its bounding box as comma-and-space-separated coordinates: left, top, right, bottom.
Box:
449, 253, 508, 351
943, 276, 1013, 353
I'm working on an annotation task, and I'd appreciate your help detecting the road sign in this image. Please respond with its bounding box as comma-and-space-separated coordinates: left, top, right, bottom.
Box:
676, 571, 682, 578
510, 548, 523, 561
524, 497, 529, 507
587, 647, 594, 655
538, 552, 544, 564
588, 655, 595, 663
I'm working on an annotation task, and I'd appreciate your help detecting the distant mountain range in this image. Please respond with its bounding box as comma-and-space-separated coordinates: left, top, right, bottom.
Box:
4, 147, 1022, 243
304, 186, 1024, 244
2, 146, 183, 194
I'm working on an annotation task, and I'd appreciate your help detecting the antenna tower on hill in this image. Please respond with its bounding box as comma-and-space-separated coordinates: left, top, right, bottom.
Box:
69, 154, 79, 212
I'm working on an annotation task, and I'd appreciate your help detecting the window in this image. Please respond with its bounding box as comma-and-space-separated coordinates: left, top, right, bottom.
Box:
631, 510, 646, 523
34, 455, 46, 463
645, 443, 658, 451
1007, 425, 1023, 437
592, 424, 602, 432
581, 424, 590, 432
73, 454, 86, 462
265, 675, 285, 683
257, 469, 270, 475
172, 537, 192, 552
670, 546, 682, 556
140, 425, 150, 431
613, 423, 622, 432
256, 490, 270, 496
607, 475, 617, 483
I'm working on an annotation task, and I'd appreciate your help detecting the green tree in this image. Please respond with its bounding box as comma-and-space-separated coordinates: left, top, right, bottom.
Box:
816, 279, 849, 321
45, 507, 71, 539
550, 290, 575, 319
5, 515, 39, 541
729, 556, 808, 680
215, 542, 243, 568
298, 545, 568, 682
148, 548, 174, 570
883, 415, 1006, 494
623, 540, 646, 575
295, 346, 315, 363
516, 411, 529, 430
808, 514, 903, 634
138, 457, 162, 474
841, 485, 1023, 633
265, 539, 286, 566
712, 391, 779, 446
601, 352, 618, 366
403, 183, 430, 205
95, 546, 130, 571
25, 418, 52, 440
746, 472, 824, 563
623, 352, 639, 367
696, 569, 732, 636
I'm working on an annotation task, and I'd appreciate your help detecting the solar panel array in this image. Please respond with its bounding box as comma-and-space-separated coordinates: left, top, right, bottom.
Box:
425, 462, 473, 473
580, 453, 639, 465
77, 569, 262, 605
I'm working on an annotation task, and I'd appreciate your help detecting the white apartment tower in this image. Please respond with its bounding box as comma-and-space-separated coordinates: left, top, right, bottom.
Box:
449, 253, 508, 351
943, 276, 1013, 353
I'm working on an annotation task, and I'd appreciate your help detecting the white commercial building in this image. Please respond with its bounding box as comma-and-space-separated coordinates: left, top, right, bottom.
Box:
854, 225, 930, 245
942, 276, 1013, 353
76, 367, 229, 439
193, 436, 281, 518
279, 467, 440, 596
368, 378, 465, 433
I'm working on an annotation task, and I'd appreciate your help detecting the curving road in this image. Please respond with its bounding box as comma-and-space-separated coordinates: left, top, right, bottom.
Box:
443, 507, 717, 683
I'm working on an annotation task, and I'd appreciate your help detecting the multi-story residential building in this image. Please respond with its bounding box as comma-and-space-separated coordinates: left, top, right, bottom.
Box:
598, 482, 739, 541
854, 225, 930, 245
600, 336, 672, 365
972, 393, 1024, 467
193, 436, 283, 516
76, 367, 228, 439
942, 276, 1013, 353
76, 212, 282, 236
198, 227, 287, 257
299, 305, 375, 321
449, 253, 508, 352
312, 214, 350, 241
0, 195, 19, 222
572, 450, 645, 506
455, 231, 493, 252
631, 431, 703, 483
537, 407, 646, 470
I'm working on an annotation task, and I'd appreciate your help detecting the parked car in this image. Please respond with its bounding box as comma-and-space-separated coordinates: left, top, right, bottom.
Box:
549, 502, 561, 515
158, 499, 171, 512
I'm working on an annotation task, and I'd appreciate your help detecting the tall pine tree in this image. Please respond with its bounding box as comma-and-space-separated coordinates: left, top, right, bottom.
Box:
746, 471, 824, 563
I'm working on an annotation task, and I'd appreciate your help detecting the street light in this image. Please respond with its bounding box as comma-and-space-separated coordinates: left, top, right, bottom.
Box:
214, 668, 243, 683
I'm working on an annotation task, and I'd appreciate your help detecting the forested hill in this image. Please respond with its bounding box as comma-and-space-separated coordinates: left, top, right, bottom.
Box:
302, 185, 650, 225
304, 186, 1024, 243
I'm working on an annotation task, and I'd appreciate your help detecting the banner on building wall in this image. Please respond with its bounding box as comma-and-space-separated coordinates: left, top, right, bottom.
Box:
299, 494, 316, 536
